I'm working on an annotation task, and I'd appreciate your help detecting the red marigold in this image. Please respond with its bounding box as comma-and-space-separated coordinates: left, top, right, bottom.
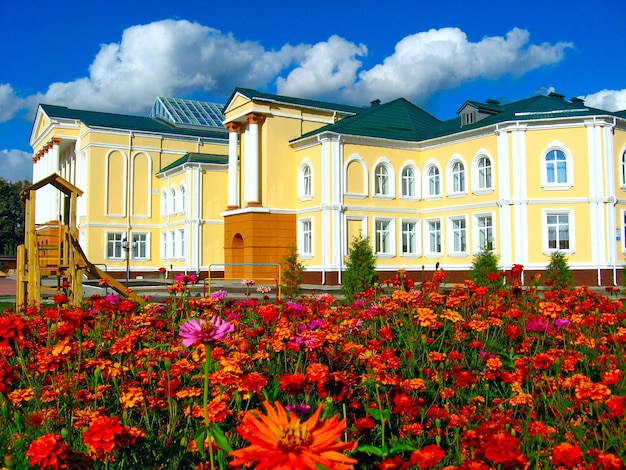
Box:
0, 360, 17, 394
230, 400, 356, 470
409, 444, 446, 469
482, 431, 523, 466
552, 442, 583, 469
26, 433, 69, 470
83, 415, 123, 457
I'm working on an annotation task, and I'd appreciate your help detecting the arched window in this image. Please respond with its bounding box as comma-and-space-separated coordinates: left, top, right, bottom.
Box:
545, 150, 567, 184
427, 166, 440, 196
401, 166, 417, 198
300, 163, 312, 198
477, 156, 492, 190
179, 185, 186, 212
161, 190, 167, 216
170, 188, 176, 214
374, 164, 390, 196
451, 161, 466, 193
541, 145, 573, 189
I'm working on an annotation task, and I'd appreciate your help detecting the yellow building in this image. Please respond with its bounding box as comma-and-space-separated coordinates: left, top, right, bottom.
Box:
30, 89, 626, 286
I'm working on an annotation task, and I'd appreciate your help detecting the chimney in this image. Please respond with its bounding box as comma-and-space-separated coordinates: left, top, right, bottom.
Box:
570, 97, 585, 104
548, 92, 565, 101
486, 99, 500, 106
370, 99, 381, 107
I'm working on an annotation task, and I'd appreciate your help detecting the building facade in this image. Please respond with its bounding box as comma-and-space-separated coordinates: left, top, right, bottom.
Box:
29, 89, 626, 286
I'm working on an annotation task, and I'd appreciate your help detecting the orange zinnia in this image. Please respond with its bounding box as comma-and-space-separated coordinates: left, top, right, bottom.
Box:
230, 400, 357, 470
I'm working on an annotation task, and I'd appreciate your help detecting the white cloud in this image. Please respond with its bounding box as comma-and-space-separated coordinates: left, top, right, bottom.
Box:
583, 89, 626, 112
276, 36, 367, 99
0, 84, 27, 123
0, 149, 32, 182
25, 19, 307, 116
340, 27, 572, 105
0, 21, 574, 122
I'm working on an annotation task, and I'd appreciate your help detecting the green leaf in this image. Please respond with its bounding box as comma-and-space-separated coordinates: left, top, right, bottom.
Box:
366, 407, 383, 420
357, 444, 387, 458
194, 429, 207, 458
390, 444, 416, 455
210, 423, 233, 453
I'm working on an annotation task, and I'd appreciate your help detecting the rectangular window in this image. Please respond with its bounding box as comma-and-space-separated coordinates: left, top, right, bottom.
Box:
547, 213, 570, 250
451, 218, 467, 253
299, 219, 313, 256
132, 233, 148, 259
106, 232, 124, 259
167, 231, 175, 259
375, 219, 390, 254
427, 220, 442, 254
401, 221, 418, 255
477, 216, 493, 251
176, 229, 185, 258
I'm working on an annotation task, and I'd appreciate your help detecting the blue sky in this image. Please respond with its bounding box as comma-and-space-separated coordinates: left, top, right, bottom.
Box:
1, 0, 625, 182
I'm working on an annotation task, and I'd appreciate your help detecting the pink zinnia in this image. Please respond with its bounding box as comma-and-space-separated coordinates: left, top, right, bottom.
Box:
179, 317, 234, 347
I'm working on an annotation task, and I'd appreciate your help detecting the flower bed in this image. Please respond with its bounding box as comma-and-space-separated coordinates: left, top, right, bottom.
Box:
0, 268, 624, 469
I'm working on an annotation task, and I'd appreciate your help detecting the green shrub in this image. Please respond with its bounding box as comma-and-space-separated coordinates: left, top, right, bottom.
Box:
281, 246, 305, 300
470, 248, 503, 290
544, 251, 573, 290
342, 235, 378, 303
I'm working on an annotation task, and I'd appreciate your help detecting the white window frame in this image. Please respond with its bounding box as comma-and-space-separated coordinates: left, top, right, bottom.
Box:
167, 231, 175, 259
400, 219, 421, 257
161, 190, 168, 216
298, 218, 313, 258
400, 163, 419, 199
622, 210, 626, 253
447, 157, 467, 197
106, 232, 125, 260
175, 229, 185, 259
541, 144, 573, 190
131, 232, 149, 260
373, 217, 395, 257
178, 184, 186, 213
160, 232, 167, 260
299, 161, 313, 200
423, 163, 442, 199
472, 155, 494, 194
621, 150, 626, 189
425, 218, 442, 258
373, 159, 395, 198
169, 187, 177, 214
473, 213, 495, 253
543, 209, 574, 254
448, 216, 468, 256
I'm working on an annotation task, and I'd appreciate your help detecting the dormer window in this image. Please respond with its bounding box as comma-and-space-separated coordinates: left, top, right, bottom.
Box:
462, 111, 476, 125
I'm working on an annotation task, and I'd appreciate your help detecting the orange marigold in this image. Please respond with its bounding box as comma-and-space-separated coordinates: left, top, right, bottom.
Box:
230, 400, 356, 470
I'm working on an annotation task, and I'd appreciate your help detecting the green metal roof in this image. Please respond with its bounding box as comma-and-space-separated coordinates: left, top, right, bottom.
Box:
39, 104, 228, 141
227, 87, 365, 115
157, 152, 228, 174
429, 94, 620, 139
295, 98, 442, 142
293, 92, 623, 143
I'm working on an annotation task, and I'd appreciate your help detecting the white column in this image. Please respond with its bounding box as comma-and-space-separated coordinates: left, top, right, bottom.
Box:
226, 122, 240, 208
51, 139, 61, 221
245, 113, 263, 206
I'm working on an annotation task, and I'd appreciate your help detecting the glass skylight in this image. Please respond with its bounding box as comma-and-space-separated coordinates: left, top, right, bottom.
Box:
150, 97, 225, 129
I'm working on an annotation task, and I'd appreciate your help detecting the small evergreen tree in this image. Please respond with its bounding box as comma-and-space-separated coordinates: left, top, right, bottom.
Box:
470, 248, 503, 290
544, 251, 573, 290
342, 234, 378, 302
281, 246, 305, 299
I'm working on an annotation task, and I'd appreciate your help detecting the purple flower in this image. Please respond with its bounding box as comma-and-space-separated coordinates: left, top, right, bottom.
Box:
554, 318, 571, 329
285, 403, 312, 417
179, 316, 235, 347
525, 316, 552, 333
308, 319, 325, 330
211, 290, 229, 301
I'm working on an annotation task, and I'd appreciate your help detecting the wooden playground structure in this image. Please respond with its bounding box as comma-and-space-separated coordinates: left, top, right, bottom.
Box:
16, 174, 139, 306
